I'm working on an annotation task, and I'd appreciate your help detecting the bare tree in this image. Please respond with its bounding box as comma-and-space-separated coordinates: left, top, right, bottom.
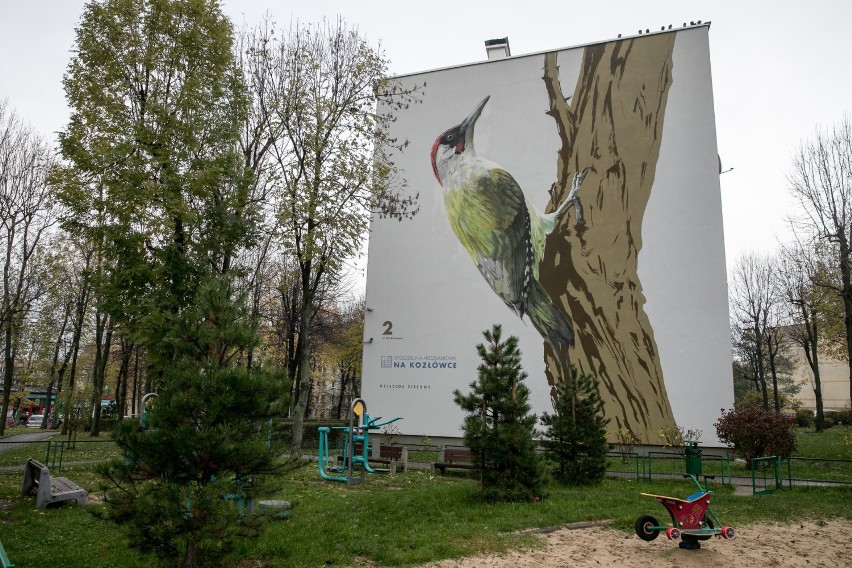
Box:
0, 101, 57, 436
62, 242, 94, 434
240, 18, 419, 451
764, 304, 788, 415
778, 236, 828, 430
730, 253, 778, 411
18, 238, 77, 429
789, 116, 852, 409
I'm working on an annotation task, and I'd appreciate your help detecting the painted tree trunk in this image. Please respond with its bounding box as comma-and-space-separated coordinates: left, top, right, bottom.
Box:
539, 34, 678, 443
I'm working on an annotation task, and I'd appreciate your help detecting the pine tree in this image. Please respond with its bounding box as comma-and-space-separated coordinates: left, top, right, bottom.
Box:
540, 364, 610, 485
453, 324, 546, 501
97, 279, 291, 567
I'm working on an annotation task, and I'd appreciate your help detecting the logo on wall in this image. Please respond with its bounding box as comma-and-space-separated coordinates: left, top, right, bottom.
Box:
380, 355, 458, 370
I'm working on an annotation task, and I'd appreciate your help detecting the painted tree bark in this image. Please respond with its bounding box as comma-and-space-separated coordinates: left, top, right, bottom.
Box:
540, 34, 677, 443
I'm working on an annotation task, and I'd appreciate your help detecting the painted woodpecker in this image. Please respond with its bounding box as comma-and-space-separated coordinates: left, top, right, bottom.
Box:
430, 96, 587, 354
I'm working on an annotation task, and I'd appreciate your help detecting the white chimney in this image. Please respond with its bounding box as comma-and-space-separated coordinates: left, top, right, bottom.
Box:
485, 37, 511, 60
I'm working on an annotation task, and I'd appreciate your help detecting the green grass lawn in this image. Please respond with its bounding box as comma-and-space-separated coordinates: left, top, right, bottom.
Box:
1, 428, 851, 567
794, 424, 852, 459
723, 425, 852, 482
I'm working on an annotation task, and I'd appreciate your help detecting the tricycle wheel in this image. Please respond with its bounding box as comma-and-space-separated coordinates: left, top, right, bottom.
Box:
721, 526, 736, 540
635, 515, 660, 541
665, 527, 681, 541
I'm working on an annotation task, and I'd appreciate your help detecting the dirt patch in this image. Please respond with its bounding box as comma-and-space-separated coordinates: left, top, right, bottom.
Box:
420, 519, 852, 567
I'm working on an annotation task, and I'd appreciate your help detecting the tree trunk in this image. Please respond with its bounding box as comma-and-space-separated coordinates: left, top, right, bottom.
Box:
183, 536, 198, 568
116, 339, 132, 419
0, 323, 13, 436
290, 284, 313, 453
42, 306, 71, 429
539, 35, 678, 443
802, 318, 825, 432
767, 331, 781, 415
769, 355, 780, 415
754, 316, 769, 410
337, 366, 351, 419
840, 240, 852, 414
285, 286, 300, 407
131, 347, 140, 416
90, 313, 113, 436
62, 259, 91, 435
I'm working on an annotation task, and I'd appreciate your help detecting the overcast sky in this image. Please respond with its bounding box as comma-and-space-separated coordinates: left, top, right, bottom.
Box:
1, 0, 850, 278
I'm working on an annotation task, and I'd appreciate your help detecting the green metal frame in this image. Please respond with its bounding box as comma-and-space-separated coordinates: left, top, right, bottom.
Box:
45, 440, 65, 470
0, 539, 15, 568
751, 456, 782, 495
317, 398, 401, 484
627, 451, 731, 484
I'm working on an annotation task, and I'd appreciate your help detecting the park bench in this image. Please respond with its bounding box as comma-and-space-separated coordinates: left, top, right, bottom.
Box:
433, 447, 474, 475
373, 444, 408, 473
21, 458, 87, 509
338, 443, 409, 473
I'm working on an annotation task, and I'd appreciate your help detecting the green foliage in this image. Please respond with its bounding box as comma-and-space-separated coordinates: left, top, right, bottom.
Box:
715, 406, 797, 466
97, 279, 291, 566
796, 408, 816, 428
736, 389, 798, 412
453, 324, 546, 501
540, 365, 609, 485
57, 0, 252, 355
658, 425, 702, 456
612, 428, 641, 464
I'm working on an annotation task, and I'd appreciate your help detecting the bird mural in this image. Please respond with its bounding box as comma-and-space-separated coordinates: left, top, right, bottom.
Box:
430, 96, 588, 356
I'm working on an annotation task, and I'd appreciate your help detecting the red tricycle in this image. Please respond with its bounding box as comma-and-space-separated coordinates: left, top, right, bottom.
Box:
635, 473, 736, 549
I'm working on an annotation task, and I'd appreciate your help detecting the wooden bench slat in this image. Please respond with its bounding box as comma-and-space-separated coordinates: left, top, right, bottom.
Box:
434, 448, 474, 475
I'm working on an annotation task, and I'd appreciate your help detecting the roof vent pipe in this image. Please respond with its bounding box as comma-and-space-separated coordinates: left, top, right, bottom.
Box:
485, 37, 511, 60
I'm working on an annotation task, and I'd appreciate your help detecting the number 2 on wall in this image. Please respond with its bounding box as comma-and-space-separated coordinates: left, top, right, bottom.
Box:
382, 321, 393, 335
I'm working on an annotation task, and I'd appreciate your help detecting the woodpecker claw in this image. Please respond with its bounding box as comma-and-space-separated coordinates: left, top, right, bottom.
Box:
566, 167, 590, 225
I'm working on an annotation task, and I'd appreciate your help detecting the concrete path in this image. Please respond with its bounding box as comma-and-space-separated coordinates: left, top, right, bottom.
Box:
0, 431, 55, 454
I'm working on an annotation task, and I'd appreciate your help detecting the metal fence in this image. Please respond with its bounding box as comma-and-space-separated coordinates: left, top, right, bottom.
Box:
751, 456, 782, 495
5, 436, 852, 493
605, 451, 732, 485
0, 437, 119, 476
782, 457, 852, 486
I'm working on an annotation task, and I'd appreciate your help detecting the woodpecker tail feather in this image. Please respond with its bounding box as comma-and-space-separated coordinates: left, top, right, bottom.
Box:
525, 279, 574, 354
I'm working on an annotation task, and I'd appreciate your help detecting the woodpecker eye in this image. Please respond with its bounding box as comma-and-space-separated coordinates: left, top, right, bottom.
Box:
441, 129, 459, 145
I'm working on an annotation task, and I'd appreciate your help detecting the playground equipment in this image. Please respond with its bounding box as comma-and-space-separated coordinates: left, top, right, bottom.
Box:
635, 473, 736, 550
317, 398, 401, 484
124, 392, 158, 428
139, 392, 158, 429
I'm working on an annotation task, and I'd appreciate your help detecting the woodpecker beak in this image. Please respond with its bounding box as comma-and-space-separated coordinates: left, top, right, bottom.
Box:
459, 96, 490, 137
431, 96, 491, 185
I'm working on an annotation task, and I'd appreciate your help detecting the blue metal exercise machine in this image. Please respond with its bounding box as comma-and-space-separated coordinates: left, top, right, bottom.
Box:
317, 398, 401, 484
